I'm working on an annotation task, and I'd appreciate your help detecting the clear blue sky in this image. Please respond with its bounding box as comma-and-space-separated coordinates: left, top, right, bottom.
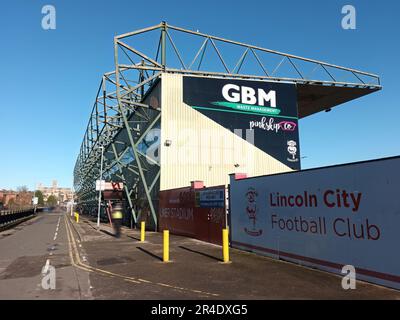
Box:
0, 0, 399, 190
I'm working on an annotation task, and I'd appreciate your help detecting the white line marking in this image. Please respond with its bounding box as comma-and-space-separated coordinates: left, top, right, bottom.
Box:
52, 217, 61, 241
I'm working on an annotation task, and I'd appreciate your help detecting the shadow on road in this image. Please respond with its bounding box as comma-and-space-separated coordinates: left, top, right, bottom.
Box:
126, 235, 140, 241
178, 245, 221, 262
137, 246, 163, 261
100, 229, 116, 238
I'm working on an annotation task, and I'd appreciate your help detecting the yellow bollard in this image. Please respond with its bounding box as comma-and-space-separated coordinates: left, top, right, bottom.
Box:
140, 221, 145, 242
163, 230, 169, 262
222, 228, 230, 263
76, 213, 79, 223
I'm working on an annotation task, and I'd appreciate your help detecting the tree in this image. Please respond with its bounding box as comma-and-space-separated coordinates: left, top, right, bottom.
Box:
46, 195, 58, 207
7, 198, 16, 210
17, 186, 29, 193
14, 187, 33, 209
34, 190, 45, 206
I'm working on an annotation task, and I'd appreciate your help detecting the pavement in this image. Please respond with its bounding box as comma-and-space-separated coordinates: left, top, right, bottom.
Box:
0, 210, 399, 299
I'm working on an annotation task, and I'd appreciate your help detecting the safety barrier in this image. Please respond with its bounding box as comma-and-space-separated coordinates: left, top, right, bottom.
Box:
163, 230, 169, 262
0, 208, 37, 230
159, 228, 229, 264
140, 221, 145, 242
222, 228, 230, 263
82, 211, 231, 264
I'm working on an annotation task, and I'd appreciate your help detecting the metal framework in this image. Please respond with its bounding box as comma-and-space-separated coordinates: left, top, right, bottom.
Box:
73, 22, 381, 230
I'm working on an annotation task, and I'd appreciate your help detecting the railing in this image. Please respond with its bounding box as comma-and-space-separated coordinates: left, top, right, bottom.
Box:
0, 208, 37, 230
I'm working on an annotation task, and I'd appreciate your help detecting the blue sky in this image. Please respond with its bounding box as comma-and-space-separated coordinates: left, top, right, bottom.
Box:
0, 0, 399, 190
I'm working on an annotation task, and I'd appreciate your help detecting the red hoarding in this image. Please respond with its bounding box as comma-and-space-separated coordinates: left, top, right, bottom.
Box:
159, 185, 226, 245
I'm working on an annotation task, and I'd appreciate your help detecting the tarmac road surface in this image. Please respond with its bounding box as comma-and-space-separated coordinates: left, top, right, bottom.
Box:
0, 211, 91, 299
0, 210, 399, 300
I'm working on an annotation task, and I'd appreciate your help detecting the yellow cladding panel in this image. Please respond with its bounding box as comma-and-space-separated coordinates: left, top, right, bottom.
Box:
160, 73, 293, 191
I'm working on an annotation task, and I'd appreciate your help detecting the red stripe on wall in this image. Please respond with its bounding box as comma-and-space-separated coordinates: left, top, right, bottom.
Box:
232, 240, 400, 284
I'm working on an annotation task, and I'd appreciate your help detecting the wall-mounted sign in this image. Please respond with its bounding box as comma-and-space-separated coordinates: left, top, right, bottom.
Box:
96, 180, 123, 191
229, 156, 400, 290
95, 180, 106, 191
183, 76, 300, 169
195, 188, 225, 208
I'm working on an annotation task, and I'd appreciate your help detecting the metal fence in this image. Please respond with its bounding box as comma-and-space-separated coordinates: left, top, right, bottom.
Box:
0, 208, 37, 230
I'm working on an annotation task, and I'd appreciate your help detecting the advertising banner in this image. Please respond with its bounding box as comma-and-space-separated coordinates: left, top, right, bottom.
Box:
183, 76, 300, 169
229, 156, 400, 290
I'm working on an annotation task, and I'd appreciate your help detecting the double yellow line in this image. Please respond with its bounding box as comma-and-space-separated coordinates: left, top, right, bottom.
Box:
64, 215, 219, 297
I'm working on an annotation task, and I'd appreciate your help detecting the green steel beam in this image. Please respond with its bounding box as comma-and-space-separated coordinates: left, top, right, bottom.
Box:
114, 38, 159, 230
111, 143, 137, 223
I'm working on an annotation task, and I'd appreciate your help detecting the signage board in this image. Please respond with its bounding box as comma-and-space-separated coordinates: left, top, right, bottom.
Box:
95, 180, 106, 191
229, 156, 400, 290
183, 76, 300, 169
195, 188, 225, 208
96, 180, 123, 191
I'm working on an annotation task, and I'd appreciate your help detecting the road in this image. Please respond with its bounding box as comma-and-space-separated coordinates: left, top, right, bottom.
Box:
0, 211, 91, 299
1, 211, 399, 300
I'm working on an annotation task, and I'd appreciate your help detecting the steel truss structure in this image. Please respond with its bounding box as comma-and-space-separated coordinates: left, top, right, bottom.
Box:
74, 22, 381, 230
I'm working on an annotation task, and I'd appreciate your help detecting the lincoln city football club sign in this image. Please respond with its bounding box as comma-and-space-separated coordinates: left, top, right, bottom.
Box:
229, 157, 400, 290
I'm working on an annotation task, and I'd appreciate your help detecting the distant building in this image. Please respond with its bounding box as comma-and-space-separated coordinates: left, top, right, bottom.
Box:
0, 189, 33, 210
36, 180, 74, 203
0, 190, 17, 209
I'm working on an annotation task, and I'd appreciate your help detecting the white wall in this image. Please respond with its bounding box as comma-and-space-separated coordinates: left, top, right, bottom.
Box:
230, 156, 400, 290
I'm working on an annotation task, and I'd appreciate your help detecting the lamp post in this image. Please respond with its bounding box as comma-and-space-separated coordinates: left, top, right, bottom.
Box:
97, 146, 104, 228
